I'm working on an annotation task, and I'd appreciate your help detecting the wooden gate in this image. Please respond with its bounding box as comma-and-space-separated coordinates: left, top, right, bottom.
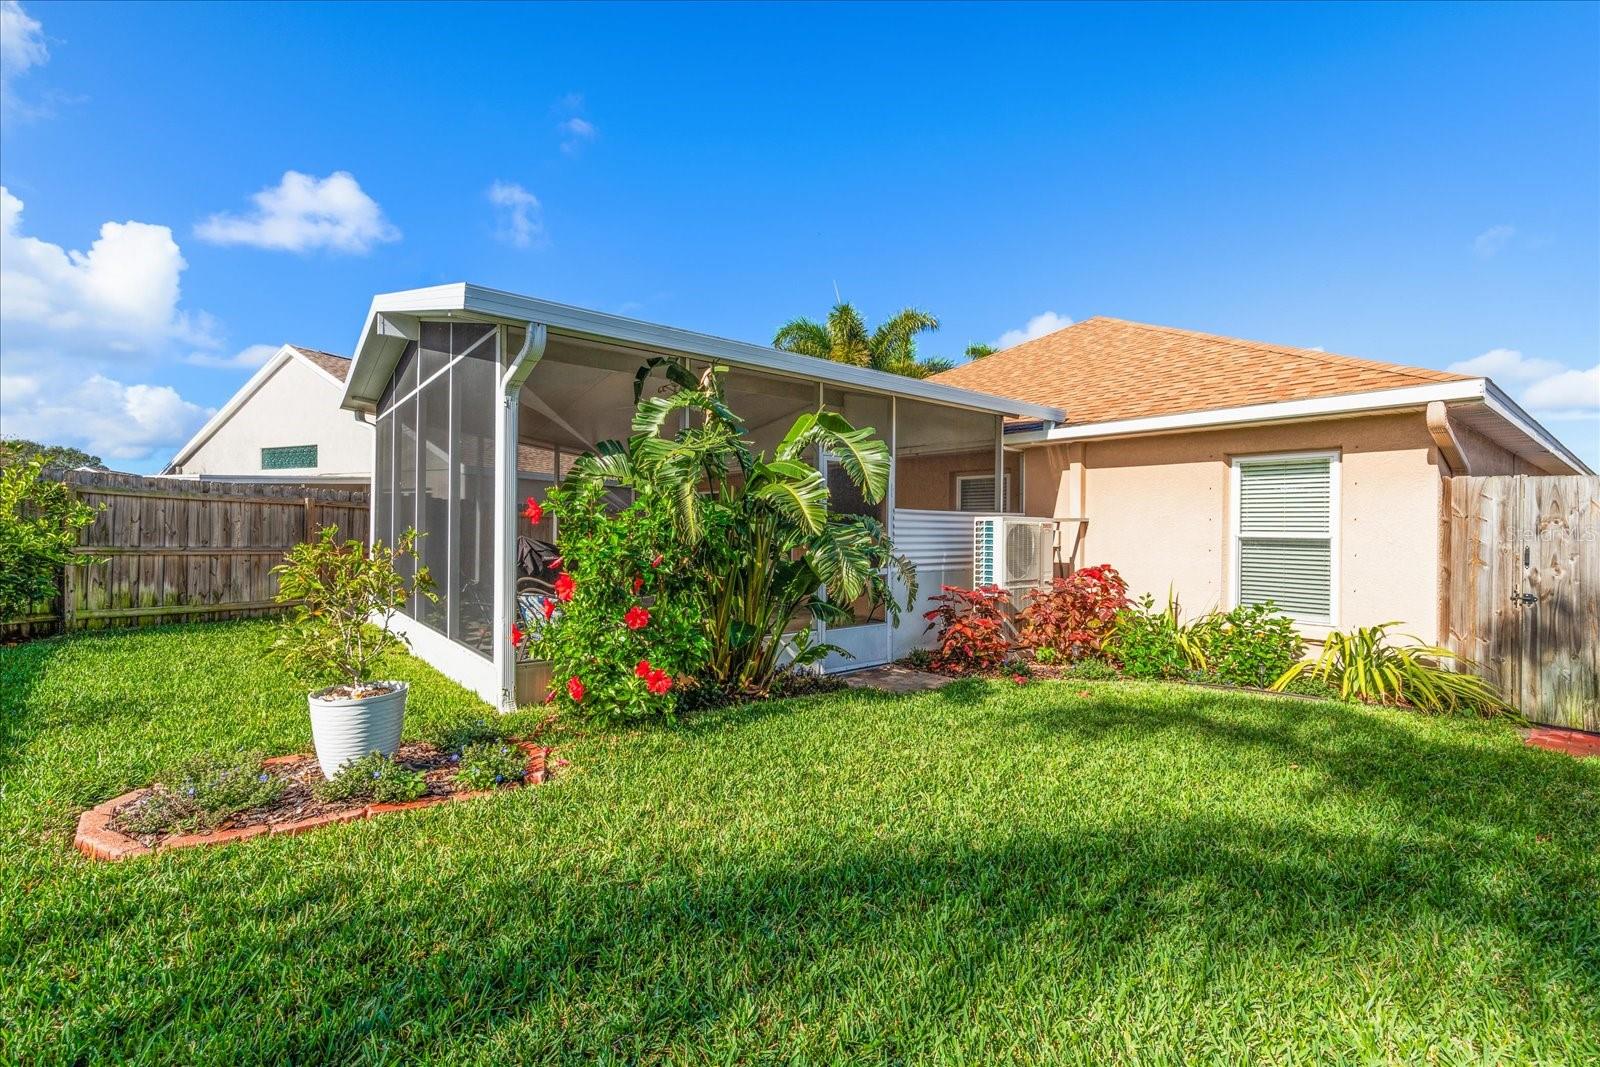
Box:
1443, 475, 1599, 731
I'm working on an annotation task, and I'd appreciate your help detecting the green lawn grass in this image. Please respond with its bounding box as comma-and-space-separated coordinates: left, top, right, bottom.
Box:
2, 621, 1597, 1064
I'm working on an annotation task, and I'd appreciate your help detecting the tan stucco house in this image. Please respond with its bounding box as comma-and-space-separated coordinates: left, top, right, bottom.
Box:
329, 285, 1587, 707
162, 344, 372, 489
931, 317, 1592, 646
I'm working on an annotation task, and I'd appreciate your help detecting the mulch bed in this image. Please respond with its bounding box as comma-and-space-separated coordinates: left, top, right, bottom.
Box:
76, 740, 557, 862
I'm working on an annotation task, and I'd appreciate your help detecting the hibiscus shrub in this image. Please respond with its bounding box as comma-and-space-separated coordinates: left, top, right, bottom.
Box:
922, 585, 1013, 674
1016, 564, 1129, 661
526, 480, 708, 722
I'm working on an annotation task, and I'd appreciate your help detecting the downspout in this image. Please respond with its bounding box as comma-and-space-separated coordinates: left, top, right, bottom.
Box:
493, 323, 548, 712
1425, 400, 1471, 477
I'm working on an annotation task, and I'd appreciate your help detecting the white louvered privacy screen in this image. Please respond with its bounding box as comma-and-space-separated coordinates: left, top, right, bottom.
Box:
1234, 453, 1336, 623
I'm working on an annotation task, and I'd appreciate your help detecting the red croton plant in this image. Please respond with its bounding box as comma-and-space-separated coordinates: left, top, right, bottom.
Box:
923, 584, 1014, 674
1017, 564, 1129, 660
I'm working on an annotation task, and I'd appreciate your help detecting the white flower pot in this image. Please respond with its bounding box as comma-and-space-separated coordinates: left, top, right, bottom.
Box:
307, 681, 408, 778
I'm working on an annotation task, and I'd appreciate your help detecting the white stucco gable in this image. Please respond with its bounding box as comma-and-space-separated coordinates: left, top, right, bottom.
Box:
162, 345, 372, 486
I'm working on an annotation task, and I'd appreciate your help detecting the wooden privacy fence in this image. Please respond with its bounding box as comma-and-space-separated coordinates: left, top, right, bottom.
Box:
3, 470, 368, 639
1443, 475, 1599, 731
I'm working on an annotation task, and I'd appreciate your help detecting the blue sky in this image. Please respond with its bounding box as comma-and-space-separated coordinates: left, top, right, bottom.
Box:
1, 0, 1596, 472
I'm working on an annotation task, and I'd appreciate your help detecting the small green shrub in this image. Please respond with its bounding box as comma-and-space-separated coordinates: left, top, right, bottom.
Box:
314, 753, 428, 804
456, 741, 528, 790
272, 526, 436, 686
1108, 594, 1202, 679
118, 752, 283, 835
1273, 623, 1514, 716
1033, 647, 1058, 665
1190, 603, 1304, 688
1110, 595, 1301, 689
530, 479, 708, 723
903, 648, 935, 671
0, 451, 102, 621
1062, 658, 1119, 681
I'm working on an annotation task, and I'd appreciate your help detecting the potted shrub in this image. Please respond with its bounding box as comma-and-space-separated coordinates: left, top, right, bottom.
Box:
272, 526, 436, 777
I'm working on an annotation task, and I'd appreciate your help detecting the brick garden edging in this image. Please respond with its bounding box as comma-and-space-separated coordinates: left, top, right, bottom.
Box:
75, 742, 551, 862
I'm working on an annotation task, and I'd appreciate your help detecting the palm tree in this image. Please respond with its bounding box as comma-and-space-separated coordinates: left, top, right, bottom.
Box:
773, 303, 953, 379
963, 342, 998, 360
567, 360, 915, 692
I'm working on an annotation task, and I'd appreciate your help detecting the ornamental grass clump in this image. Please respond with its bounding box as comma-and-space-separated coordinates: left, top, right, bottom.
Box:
1272, 623, 1514, 717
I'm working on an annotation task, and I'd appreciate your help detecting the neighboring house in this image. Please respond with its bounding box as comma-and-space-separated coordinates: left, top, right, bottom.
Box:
930, 317, 1592, 646
162, 345, 372, 489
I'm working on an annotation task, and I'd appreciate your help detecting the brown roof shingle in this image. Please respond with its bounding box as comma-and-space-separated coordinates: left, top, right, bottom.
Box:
290, 346, 352, 382
930, 317, 1470, 426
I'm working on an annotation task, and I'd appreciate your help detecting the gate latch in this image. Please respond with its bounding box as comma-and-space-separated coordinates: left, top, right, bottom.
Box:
1511, 591, 1539, 605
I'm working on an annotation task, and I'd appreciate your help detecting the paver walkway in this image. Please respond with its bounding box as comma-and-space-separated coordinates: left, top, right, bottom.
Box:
839, 665, 956, 694
1524, 725, 1600, 759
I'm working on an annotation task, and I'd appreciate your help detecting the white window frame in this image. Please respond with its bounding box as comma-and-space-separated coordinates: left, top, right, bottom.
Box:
956, 473, 1010, 513
1228, 449, 1340, 629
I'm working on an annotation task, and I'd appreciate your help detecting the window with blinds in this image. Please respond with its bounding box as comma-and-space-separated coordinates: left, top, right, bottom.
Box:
957, 475, 1008, 512
1233, 453, 1336, 623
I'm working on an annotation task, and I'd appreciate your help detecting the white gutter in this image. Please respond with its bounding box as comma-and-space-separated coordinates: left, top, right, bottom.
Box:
1480, 379, 1594, 475
340, 283, 1065, 425
1004, 377, 1592, 475
1004, 380, 1492, 445
492, 323, 548, 712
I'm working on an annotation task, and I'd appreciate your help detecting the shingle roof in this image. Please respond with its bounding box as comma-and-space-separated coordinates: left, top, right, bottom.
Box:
929, 317, 1471, 426
290, 346, 352, 382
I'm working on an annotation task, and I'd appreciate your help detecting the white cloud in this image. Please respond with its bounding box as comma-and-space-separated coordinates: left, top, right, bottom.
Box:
0, 370, 212, 461
1446, 347, 1565, 383
487, 181, 542, 248
1473, 224, 1516, 260
995, 311, 1072, 349
0, 185, 214, 350
560, 116, 596, 152
0, 0, 47, 120
196, 170, 399, 254
1449, 347, 1600, 424
554, 94, 597, 153
184, 343, 279, 370
0, 187, 225, 463
1522, 365, 1600, 419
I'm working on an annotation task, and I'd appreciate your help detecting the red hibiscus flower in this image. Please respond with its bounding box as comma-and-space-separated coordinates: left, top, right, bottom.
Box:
632, 575, 644, 594
566, 676, 585, 702
554, 572, 576, 601
521, 496, 543, 524
548, 556, 562, 570
542, 598, 556, 620
510, 623, 524, 647
646, 669, 673, 695
636, 659, 653, 678
624, 605, 650, 630
650, 554, 663, 568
